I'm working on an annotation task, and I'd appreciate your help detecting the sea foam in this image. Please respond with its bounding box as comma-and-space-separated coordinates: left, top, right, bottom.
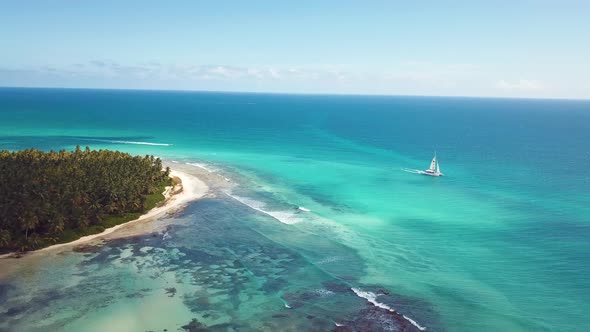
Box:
315, 255, 348, 265
224, 191, 304, 225
186, 162, 216, 173
80, 138, 172, 146
351, 288, 426, 331
313, 289, 335, 297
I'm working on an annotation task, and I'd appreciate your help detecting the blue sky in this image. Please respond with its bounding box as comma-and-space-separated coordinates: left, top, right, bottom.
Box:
1, 1, 589, 98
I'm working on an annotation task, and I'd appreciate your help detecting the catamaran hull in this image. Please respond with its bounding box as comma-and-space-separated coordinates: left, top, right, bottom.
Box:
422, 171, 443, 177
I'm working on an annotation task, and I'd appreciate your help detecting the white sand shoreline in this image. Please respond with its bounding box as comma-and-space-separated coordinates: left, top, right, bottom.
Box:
0, 169, 208, 259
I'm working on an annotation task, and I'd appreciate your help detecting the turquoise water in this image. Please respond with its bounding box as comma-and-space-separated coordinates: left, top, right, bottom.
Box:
1, 88, 589, 331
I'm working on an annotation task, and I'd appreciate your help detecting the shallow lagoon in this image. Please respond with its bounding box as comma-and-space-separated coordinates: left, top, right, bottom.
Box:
0, 195, 431, 331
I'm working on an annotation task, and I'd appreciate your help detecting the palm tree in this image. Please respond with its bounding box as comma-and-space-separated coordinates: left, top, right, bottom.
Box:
1, 147, 171, 251
21, 211, 39, 240
0, 229, 10, 247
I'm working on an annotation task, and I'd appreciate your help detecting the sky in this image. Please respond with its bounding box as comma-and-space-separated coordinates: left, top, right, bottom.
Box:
1, 1, 589, 99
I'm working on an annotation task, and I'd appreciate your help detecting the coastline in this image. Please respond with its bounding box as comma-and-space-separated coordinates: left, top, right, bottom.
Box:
0, 169, 208, 260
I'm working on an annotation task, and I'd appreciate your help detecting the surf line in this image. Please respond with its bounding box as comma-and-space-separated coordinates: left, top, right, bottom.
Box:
351, 288, 427, 331
79, 138, 172, 146
186, 162, 215, 173
222, 190, 303, 225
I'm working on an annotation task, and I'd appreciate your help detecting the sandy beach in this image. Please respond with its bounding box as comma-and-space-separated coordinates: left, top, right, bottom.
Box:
0, 168, 208, 261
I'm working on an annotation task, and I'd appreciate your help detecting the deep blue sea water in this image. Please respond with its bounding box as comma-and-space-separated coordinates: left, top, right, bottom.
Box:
0, 88, 589, 331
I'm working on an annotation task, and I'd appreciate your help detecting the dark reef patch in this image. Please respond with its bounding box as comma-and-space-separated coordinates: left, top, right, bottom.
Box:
72, 244, 103, 253
0, 196, 438, 332
0, 283, 15, 301
181, 318, 208, 332
323, 281, 352, 294
165, 287, 177, 297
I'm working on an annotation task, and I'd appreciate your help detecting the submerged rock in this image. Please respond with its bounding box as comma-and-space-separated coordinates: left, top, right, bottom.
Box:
165, 287, 177, 297
181, 318, 208, 332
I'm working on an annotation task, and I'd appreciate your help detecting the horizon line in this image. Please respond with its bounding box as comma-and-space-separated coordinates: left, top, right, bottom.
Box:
1, 85, 588, 102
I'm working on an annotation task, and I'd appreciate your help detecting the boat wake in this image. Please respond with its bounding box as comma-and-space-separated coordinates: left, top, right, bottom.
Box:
351, 288, 427, 331
401, 168, 426, 175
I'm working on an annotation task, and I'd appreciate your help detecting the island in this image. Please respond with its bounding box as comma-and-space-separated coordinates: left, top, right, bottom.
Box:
0, 146, 175, 253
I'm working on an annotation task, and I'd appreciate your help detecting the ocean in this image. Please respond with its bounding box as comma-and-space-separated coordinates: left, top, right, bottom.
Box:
0, 87, 589, 331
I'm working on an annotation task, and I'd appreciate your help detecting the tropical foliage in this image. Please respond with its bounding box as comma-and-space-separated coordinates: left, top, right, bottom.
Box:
0, 147, 171, 252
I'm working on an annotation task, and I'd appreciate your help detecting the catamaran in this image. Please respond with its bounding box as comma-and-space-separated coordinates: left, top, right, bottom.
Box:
401, 153, 444, 176
423, 153, 443, 177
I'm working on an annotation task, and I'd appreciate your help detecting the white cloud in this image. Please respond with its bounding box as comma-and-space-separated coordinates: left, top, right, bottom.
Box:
246, 68, 263, 79
496, 79, 544, 91
268, 68, 281, 79
7, 61, 586, 98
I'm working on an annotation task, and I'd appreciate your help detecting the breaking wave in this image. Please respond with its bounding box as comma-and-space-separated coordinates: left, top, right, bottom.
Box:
186, 162, 216, 173
224, 191, 304, 225
351, 288, 426, 331
79, 138, 172, 146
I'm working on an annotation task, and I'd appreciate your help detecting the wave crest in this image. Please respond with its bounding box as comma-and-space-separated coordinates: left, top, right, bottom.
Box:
224, 191, 304, 225
186, 162, 216, 173
351, 288, 426, 331
80, 138, 172, 146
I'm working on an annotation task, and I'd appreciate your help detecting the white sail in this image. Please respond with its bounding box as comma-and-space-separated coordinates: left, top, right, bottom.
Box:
429, 155, 437, 171
436, 161, 440, 173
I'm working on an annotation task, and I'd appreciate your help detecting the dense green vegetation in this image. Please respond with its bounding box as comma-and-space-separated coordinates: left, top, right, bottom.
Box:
0, 147, 171, 253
